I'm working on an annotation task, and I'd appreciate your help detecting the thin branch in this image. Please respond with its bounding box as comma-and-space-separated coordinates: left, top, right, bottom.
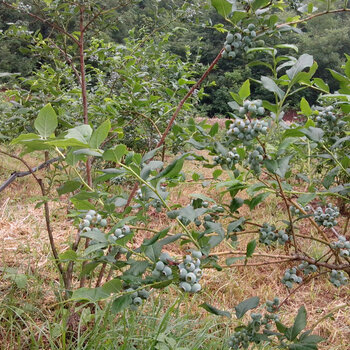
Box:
0, 150, 66, 283
277, 8, 350, 29
124, 47, 225, 208
214, 258, 295, 268
212, 250, 292, 259
0, 156, 60, 192
275, 175, 299, 252
47, 39, 81, 84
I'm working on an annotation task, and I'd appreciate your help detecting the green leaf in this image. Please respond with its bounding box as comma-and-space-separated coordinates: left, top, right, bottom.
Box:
300, 98, 312, 117
286, 54, 314, 81
261, 76, 285, 100
65, 125, 92, 144
212, 169, 222, 179
252, 0, 270, 10
227, 217, 245, 233
45, 138, 89, 148
211, 0, 233, 18
229, 197, 244, 213
111, 294, 133, 313
142, 146, 163, 163
246, 193, 270, 210
70, 198, 95, 210
126, 261, 149, 276
71, 191, 99, 200
199, 303, 231, 318
84, 243, 107, 256
226, 256, 245, 265
246, 239, 256, 257
34, 104, 58, 138
276, 321, 288, 334
89, 120, 111, 149
300, 127, 324, 142
209, 122, 219, 137
142, 228, 170, 246
101, 279, 122, 295
313, 78, 329, 92
80, 228, 107, 243
153, 154, 185, 180
103, 144, 128, 162
11, 133, 41, 145
297, 193, 316, 206
57, 180, 81, 195
275, 44, 298, 52
59, 250, 78, 261
235, 296, 260, 319
288, 306, 307, 341
239, 79, 250, 100
322, 167, 339, 189
276, 155, 293, 178
71, 287, 109, 302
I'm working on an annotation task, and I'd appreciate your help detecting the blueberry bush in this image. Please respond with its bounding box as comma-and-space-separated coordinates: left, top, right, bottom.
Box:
1, 0, 349, 348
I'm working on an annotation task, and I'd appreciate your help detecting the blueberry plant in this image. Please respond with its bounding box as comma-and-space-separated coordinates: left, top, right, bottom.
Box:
1, 0, 350, 348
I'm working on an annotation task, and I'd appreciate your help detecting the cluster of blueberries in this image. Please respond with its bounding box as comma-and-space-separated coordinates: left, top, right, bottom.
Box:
125, 288, 150, 310
281, 267, 303, 289
329, 270, 348, 287
79, 210, 107, 231
228, 298, 280, 349
247, 146, 265, 175
314, 204, 339, 228
178, 251, 203, 293
290, 203, 339, 228
298, 261, 318, 276
238, 99, 265, 117
212, 148, 240, 169
331, 236, 350, 258
227, 118, 268, 143
313, 105, 347, 134
222, 24, 258, 59
151, 252, 174, 279
259, 223, 289, 246
151, 251, 203, 294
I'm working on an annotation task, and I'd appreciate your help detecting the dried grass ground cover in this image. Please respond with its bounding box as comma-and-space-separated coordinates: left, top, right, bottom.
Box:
0, 150, 349, 349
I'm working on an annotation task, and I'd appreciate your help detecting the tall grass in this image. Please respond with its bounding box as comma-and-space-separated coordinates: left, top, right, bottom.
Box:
0, 285, 233, 350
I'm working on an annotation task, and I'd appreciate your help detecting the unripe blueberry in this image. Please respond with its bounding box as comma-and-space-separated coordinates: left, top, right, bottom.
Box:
226, 33, 234, 43
185, 262, 195, 272
191, 283, 201, 293
155, 261, 165, 271
82, 219, 90, 227
152, 269, 161, 278
194, 268, 203, 278
184, 255, 192, 263
180, 282, 191, 292
162, 266, 172, 276
179, 268, 187, 279
138, 289, 149, 299
192, 250, 202, 259
100, 219, 107, 227
115, 228, 123, 236
133, 297, 142, 306
123, 225, 131, 234
185, 272, 197, 283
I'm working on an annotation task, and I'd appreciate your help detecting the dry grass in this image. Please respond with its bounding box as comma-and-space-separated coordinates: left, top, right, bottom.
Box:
0, 149, 349, 349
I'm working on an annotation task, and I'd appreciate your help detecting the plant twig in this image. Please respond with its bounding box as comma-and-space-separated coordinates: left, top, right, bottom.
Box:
0, 150, 66, 286
0, 156, 60, 192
